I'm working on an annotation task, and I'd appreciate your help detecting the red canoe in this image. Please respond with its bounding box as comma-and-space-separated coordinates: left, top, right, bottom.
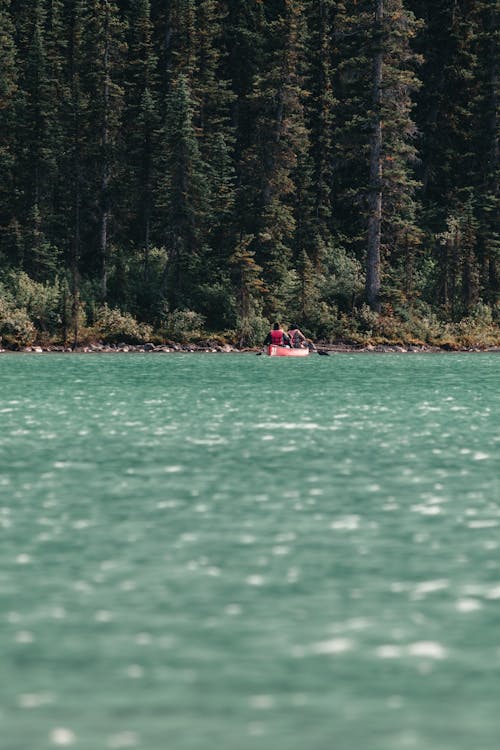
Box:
267, 345, 309, 357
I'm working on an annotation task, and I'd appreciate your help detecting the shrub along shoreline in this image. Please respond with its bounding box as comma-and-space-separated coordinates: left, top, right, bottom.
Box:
1, 271, 499, 353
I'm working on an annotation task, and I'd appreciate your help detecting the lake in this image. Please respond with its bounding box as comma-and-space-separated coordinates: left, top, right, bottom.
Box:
0, 352, 499, 750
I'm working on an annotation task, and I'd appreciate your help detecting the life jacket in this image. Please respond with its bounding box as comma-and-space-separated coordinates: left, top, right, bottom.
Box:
270, 329, 284, 345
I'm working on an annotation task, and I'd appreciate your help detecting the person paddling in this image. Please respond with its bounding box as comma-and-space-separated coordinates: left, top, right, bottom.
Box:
287, 323, 316, 350
264, 322, 291, 347
287, 323, 307, 348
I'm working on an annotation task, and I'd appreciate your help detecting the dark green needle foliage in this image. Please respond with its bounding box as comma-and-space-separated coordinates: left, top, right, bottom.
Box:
0, 0, 497, 347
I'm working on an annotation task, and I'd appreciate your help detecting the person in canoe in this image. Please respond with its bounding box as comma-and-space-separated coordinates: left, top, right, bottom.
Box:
287, 323, 317, 351
264, 322, 292, 347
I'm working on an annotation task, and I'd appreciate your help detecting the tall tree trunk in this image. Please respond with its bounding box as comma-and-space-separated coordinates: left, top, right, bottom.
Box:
71, 184, 80, 349
100, 160, 109, 303
490, 6, 498, 196
366, 0, 383, 312
71, 137, 81, 347
485, 4, 498, 302
144, 191, 151, 275
100, 12, 110, 303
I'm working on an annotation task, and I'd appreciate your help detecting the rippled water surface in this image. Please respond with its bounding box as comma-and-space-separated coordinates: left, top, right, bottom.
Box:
1, 352, 499, 750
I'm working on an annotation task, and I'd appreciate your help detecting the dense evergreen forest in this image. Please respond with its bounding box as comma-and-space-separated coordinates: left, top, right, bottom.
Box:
0, 0, 498, 348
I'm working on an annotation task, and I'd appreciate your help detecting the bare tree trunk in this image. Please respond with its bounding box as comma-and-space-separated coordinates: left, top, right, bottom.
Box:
404, 231, 413, 297
490, 7, 498, 195
366, 0, 383, 312
71, 141, 81, 348
100, 169, 109, 303
487, 6, 498, 301
69, 5, 81, 349
71, 185, 80, 349
100, 11, 110, 303
144, 192, 151, 276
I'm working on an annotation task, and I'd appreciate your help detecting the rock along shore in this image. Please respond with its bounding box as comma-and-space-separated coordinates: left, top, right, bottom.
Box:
1, 341, 499, 354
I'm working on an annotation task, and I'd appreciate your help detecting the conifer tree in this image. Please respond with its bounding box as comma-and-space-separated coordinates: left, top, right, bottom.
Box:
230, 232, 266, 344
44, 0, 68, 253
192, 1, 236, 295
157, 0, 196, 86
412, 0, 498, 313
0, 1, 16, 109
0, 0, 498, 343
158, 73, 208, 308
11, 0, 67, 278
124, 0, 159, 275
0, 0, 18, 263
468, 0, 499, 310
64, 0, 87, 346
304, 0, 338, 246
331, 0, 421, 310
82, 0, 127, 302
240, 0, 310, 318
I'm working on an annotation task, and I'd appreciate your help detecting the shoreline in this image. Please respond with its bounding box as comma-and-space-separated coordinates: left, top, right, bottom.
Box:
1, 342, 500, 355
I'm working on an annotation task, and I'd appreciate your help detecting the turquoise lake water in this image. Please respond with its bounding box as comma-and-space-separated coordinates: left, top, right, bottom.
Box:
0, 352, 499, 750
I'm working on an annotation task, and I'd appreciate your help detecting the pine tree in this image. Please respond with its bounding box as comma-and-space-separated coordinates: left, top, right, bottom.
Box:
0, 0, 18, 264
124, 0, 159, 276
238, 0, 310, 319
192, 0, 236, 308
64, 0, 87, 346
9, 0, 70, 279
412, 0, 498, 314
156, 0, 196, 87
43, 0, 69, 257
158, 73, 208, 309
230, 232, 266, 344
0, 0, 16, 108
304, 0, 338, 246
0, 0, 498, 342
82, 0, 127, 302
471, 1, 499, 309
330, 0, 421, 311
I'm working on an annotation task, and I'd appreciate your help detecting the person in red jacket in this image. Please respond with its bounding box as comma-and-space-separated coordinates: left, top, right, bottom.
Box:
264, 322, 291, 347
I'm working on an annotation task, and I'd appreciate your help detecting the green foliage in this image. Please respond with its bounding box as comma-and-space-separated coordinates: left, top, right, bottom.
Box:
302, 302, 342, 343
450, 303, 500, 348
236, 309, 270, 348
0, 284, 36, 347
0, 0, 497, 347
6, 271, 62, 334
320, 242, 364, 312
158, 73, 209, 307
161, 308, 205, 342
91, 305, 153, 344
193, 281, 236, 331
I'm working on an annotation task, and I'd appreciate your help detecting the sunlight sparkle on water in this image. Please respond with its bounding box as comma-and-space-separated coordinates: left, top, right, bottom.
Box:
0, 352, 499, 750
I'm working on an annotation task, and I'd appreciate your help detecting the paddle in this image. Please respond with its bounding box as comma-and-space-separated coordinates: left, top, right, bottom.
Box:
303, 337, 328, 355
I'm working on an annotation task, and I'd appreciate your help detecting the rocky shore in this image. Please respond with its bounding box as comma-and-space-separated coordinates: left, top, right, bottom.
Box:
1, 341, 499, 354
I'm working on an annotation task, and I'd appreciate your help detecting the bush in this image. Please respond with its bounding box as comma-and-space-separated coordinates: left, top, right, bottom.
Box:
302, 302, 343, 342
193, 282, 236, 330
237, 311, 270, 347
91, 305, 153, 344
351, 304, 431, 345
7, 271, 62, 334
161, 309, 205, 342
320, 242, 364, 312
0, 296, 36, 348
449, 303, 500, 348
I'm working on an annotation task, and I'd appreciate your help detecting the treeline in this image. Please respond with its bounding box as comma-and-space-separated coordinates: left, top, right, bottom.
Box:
0, 0, 498, 348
